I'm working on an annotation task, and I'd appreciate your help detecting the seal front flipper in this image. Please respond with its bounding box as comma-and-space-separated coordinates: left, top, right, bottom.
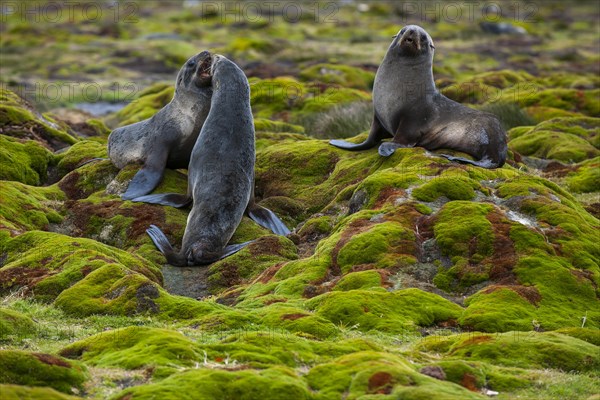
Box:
378, 142, 410, 157
121, 151, 169, 200
247, 204, 291, 236
132, 193, 192, 208
329, 114, 391, 151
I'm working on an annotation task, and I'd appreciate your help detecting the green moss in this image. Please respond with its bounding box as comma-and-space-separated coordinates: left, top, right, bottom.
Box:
412, 176, 478, 202
333, 270, 383, 291
254, 118, 305, 134
0, 385, 81, 400
337, 222, 414, 272
56, 140, 108, 175
459, 288, 536, 332
306, 351, 483, 399
299, 64, 375, 90
60, 326, 199, 373
306, 288, 463, 333
0, 350, 86, 394
113, 367, 311, 400
112, 84, 174, 126
0, 181, 64, 233
508, 88, 600, 117
418, 331, 599, 372
0, 135, 55, 185
0, 89, 78, 147
206, 235, 298, 294
555, 327, 600, 346
566, 157, 600, 193
0, 307, 36, 340
0, 231, 162, 303
433, 202, 494, 260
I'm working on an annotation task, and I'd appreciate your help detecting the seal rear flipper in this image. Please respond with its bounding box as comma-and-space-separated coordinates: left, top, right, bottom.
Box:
329, 113, 391, 151
219, 240, 254, 260
439, 154, 500, 169
132, 193, 192, 208
146, 224, 187, 266
247, 205, 291, 236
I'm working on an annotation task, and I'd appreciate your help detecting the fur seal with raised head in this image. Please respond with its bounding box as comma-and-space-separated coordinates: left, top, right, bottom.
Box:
330, 25, 507, 169
108, 51, 214, 200
143, 54, 289, 266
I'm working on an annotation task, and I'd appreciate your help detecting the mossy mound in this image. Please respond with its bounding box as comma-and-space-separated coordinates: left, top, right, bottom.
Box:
110, 83, 173, 127
0, 135, 55, 185
566, 156, 600, 193
249, 77, 371, 121
113, 367, 312, 400
0, 385, 81, 400
508, 117, 599, 163
0, 181, 64, 237
0, 307, 36, 340
56, 140, 108, 176
306, 288, 463, 334
0, 231, 162, 304
299, 63, 375, 90
306, 351, 484, 399
0, 350, 86, 394
418, 331, 599, 372
0, 89, 77, 150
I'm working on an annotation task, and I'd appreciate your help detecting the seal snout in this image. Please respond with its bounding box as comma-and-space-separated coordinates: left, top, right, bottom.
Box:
396, 25, 433, 56
197, 52, 213, 79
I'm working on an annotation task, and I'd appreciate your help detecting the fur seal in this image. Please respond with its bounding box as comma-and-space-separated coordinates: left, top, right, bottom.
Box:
108, 51, 214, 200
330, 25, 507, 169
143, 55, 289, 266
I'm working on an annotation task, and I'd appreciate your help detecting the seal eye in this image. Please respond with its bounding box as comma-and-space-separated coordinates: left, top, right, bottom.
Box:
188, 60, 197, 68
400, 28, 406, 35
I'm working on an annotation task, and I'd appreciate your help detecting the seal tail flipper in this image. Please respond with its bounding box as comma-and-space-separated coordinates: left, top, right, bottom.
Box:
439, 154, 500, 169
146, 224, 186, 266
132, 193, 192, 208
329, 113, 391, 151
248, 205, 291, 236
219, 240, 254, 260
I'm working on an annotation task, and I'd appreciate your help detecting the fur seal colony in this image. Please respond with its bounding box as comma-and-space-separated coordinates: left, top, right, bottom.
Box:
330, 25, 507, 169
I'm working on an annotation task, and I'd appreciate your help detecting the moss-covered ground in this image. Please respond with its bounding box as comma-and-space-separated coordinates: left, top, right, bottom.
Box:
1, 2, 598, 399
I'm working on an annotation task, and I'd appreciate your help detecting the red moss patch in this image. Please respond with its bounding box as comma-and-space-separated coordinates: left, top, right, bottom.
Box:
0, 266, 54, 294
34, 353, 71, 368
368, 371, 394, 394
482, 284, 542, 306
254, 262, 284, 284
460, 372, 479, 391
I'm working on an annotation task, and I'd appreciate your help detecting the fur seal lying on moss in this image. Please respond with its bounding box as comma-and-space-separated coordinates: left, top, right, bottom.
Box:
108, 51, 214, 200
143, 55, 289, 266
330, 25, 507, 169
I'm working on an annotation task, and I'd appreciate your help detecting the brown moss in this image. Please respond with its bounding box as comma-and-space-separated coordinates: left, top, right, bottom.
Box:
0, 266, 53, 295
254, 262, 285, 284
33, 353, 71, 368
460, 373, 479, 392
486, 211, 517, 283
482, 285, 542, 306
368, 371, 394, 394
